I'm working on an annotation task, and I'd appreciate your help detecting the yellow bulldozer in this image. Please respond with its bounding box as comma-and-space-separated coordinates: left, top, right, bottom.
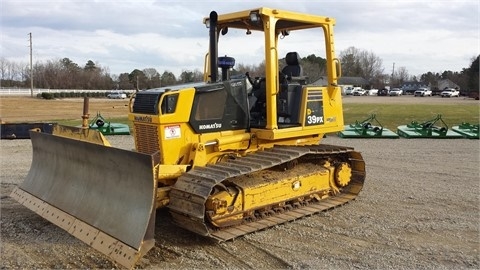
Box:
11, 7, 365, 268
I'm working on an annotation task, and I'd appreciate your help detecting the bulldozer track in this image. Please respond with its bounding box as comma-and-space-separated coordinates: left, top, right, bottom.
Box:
168, 144, 365, 241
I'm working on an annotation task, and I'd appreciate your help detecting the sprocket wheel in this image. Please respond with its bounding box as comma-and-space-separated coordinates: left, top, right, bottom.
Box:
334, 162, 352, 187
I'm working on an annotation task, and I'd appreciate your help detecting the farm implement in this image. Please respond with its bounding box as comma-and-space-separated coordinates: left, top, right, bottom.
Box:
451, 122, 479, 139
338, 114, 399, 138
88, 112, 130, 135
397, 114, 463, 139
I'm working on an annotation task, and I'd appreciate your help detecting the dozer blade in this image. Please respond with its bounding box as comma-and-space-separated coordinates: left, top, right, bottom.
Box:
10, 131, 156, 268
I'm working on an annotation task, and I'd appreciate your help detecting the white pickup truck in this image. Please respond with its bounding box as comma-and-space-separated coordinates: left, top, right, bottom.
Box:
414, 88, 432, 97
441, 88, 459, 98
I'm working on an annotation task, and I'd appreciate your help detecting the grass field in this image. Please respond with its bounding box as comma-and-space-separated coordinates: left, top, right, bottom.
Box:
1, 96, 478, 131
58, 104, 479, 131
60, 105, 478, 132
343, 103, 479, 130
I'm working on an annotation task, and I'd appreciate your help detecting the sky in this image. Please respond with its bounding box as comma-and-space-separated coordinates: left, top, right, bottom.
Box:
1, 0, 479, 79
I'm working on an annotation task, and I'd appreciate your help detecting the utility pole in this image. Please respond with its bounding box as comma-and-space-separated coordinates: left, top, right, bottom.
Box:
136, 75, 139, 92
29, 33, 33, 97
391, 62, 395, 87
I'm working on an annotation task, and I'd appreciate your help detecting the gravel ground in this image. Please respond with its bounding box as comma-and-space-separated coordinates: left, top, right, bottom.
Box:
1, 134, 479, 269
1, 94, 479, 269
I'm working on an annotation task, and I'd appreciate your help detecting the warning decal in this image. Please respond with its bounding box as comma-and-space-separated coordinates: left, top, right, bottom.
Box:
165, 125, 181, 139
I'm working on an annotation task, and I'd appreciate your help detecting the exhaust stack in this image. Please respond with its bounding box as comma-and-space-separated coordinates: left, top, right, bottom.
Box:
209, 11, 218, 82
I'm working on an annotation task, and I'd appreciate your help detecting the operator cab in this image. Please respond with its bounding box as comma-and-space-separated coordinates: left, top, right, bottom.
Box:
195, 52, 306, 130
248, 52, 308, 128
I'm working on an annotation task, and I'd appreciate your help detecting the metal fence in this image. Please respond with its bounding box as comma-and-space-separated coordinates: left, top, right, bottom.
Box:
0, 88, 123, 96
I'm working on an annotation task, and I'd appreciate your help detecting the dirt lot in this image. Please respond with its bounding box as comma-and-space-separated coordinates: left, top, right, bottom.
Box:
0, 96, 131, 122
1, 96, 479, 269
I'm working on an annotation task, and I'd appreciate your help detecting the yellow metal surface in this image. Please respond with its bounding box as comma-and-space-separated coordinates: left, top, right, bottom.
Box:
10, 131, 156, 268
170, 145, 366, 239
335, 162, 352, 187
11, 6, 363, 269
52, 124, 111, 146
239, 165, 332, 210
206, 162, 333, 226
129, 6, 346, 169
213, 8, 341, 132
132, 123, 160, 155
155, 186, 171, 208
208, 7, 336, 33
157, 164, 189, 182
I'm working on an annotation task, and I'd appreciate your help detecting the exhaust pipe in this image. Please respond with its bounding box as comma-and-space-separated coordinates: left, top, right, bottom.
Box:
209, 11, 218, 82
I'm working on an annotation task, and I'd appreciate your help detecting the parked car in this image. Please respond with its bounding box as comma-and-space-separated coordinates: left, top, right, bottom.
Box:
344, 87, 352, 95
389, 88, 403, 96
107, 91, 127, 99
367, 89, 378, 96
414, 88, 432, 97
377, 88, 389, 96
441, 88, 459, 98
353, 88, 367, 96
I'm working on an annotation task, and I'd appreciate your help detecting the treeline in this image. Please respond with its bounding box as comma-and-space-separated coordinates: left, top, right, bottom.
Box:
0, 57, 204, 90
1, 49, 478, 92
418, 59, 479, 92
39, 91, 107, 100
338, 47, 479, 91
1, 58, 114, 89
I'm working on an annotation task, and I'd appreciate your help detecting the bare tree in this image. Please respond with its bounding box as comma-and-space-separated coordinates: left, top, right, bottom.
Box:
339, 46, 362, 77
0, 57, 8, 81
358, 50, 384, 81
192, 69, 204, 82
143, 68, 161, 88
235, 62, 264, 78
339, 46, 384, 86
0, 58, 27, 86
393, 66, 410, 87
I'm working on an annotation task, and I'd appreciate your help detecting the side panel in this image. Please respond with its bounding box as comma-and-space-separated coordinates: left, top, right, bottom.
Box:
303, 86, 344, 131
304, 87, 325, 126
131, 88, 196, 165
254, 86, 344, 141
189, 79, 249, 134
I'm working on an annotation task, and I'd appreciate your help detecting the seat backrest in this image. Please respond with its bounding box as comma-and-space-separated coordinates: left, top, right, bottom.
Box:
281, 52, 303, 77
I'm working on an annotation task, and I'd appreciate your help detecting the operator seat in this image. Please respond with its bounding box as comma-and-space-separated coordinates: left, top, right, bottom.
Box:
281, 52, 303, 77
277, 52, 305, 127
